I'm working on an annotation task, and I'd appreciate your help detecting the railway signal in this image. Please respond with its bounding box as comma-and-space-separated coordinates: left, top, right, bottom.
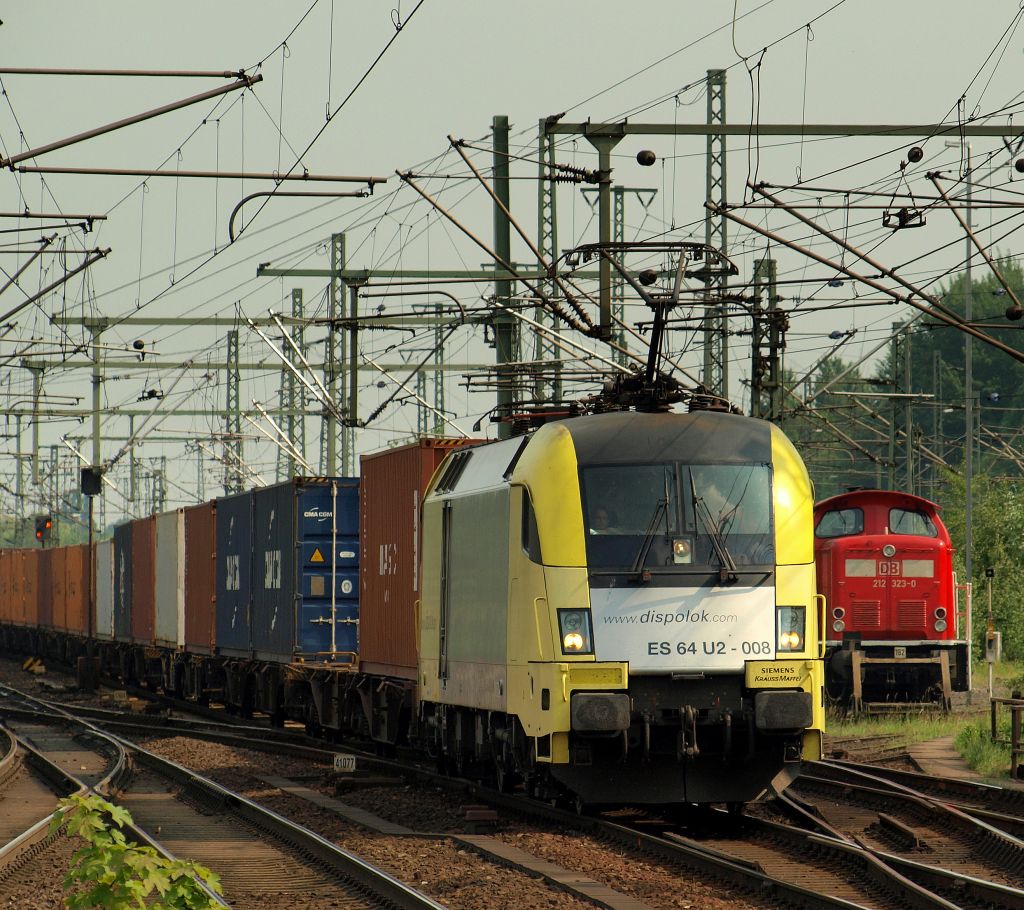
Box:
34, 514, 52, 546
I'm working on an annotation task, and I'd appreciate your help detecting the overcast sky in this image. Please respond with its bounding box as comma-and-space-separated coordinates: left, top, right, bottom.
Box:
2, 1, 1023, 520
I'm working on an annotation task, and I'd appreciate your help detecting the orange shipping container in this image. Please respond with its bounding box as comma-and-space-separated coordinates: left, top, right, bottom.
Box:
64, 544, 89, 636
22, 549, 37, 627
12, 550, 26, 626
359, 438, 478, 679
51, 546, 67, 631
0, 550, 10, 625
36, 548, 53, 629
183, 502, 216, 654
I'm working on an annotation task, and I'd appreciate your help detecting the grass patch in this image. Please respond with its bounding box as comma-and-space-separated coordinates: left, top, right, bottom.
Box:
955, 718, 1014, 779
826, 714, 966, 746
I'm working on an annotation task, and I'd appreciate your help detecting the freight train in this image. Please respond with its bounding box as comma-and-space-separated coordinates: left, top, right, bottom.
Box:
0, 408, 825, 807
814, 489, 969, 713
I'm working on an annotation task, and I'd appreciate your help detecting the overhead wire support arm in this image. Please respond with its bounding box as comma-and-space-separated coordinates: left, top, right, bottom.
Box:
0, 67, 252, 78
0, 74, 263, 169
396, 170, 591, 335
0, 234, 55, 298
0, 247, 109, 325
228, 189, 369, 241
710, 193, 1024, 365
448, 136, 596, 331
245, 315, 346, 421
360, 351, 469, 438
928, 171, 1024, 318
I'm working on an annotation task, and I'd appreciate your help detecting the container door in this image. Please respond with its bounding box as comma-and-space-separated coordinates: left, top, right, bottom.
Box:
296, 480, 359, 660
252, 481, 296, 661
215, 492, 253, 656
155, 510, 185, 647
96, 540, 114, 639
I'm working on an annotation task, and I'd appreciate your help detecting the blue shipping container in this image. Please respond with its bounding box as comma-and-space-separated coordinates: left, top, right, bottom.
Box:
112, 522, 133, 642
215, 490, 253, 657
251, 477, 358, 663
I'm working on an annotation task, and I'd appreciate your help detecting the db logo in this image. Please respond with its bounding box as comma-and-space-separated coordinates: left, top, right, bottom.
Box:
878, 560, 900, 576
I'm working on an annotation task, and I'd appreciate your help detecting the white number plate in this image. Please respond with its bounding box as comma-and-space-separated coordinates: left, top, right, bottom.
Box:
894, 646, 907, 659
333, 753, 357, 773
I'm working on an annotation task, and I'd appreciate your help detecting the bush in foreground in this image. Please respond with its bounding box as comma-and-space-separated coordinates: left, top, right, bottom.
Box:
49, 794, 223, 909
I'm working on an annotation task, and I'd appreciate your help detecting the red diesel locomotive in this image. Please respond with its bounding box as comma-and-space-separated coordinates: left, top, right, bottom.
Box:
813, 489, 969, 712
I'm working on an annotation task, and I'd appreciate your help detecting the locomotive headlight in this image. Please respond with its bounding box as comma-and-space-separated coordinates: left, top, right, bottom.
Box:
776, 605, 805, 653
558, 609, 594, 655
832, 607, 845, 619
934, 607, 947, 620
833, 619, 846, 633
672, 537, 693, 564
882, 544, 896, 558
934, 619, 948, 632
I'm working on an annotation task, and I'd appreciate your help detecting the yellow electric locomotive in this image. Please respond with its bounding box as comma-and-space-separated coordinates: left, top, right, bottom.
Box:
418, 407, 824, 807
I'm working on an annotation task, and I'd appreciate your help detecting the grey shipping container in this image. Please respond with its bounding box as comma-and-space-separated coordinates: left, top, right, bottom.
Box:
154, 509, 185, 649
112, 522, 133, 642
215, 490, 253, 656
95, 538, 114, 640
251, 477, 358, 663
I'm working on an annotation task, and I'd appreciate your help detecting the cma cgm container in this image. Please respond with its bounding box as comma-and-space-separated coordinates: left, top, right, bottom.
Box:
215, 490, 253, 657
154, 509, 185, 649
251, 477, 359, 663
184, 501, 216, 654
95, 539, 114, 640
360, 439, 477, 678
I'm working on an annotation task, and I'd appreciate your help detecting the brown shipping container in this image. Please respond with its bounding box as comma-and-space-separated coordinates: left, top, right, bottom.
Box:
183, 502, 216, 653
131, 517, 156, 644
22, 549, 38, 627
36, 548, 53, 629
12, 550, 26, 626
0, 550, 9, 625
64, 544, 89, 636
51, 547, 67, 631
360, 439, 478, 678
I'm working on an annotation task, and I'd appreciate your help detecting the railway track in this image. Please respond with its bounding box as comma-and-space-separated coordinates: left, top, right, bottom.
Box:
0, 685, 446, 910
785, 761, 1024, 900
17, 678, 1024, 910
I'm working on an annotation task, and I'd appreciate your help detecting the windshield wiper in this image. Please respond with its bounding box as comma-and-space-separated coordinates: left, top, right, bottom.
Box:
630, 497, 668, 582
693, 494, 738, 583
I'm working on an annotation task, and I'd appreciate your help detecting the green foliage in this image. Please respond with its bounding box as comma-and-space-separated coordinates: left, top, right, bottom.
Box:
940, 475, 1024, 660
49, 794, 222, 909
955, 718, 1014, 779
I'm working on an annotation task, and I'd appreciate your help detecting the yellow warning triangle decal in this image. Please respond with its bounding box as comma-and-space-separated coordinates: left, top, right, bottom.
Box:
310, 547, 325, 564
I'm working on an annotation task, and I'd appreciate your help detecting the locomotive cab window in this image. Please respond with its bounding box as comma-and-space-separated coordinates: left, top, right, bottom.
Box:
889, 508, 937, 537
581, 463, 773, 570
815, 507, 863, 539
521, 489, 542, 563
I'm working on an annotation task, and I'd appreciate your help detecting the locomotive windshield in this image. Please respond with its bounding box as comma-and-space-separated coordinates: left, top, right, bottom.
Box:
582, 463, 773, 571
815, 507, 864, 538
889, 507, 937, 537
